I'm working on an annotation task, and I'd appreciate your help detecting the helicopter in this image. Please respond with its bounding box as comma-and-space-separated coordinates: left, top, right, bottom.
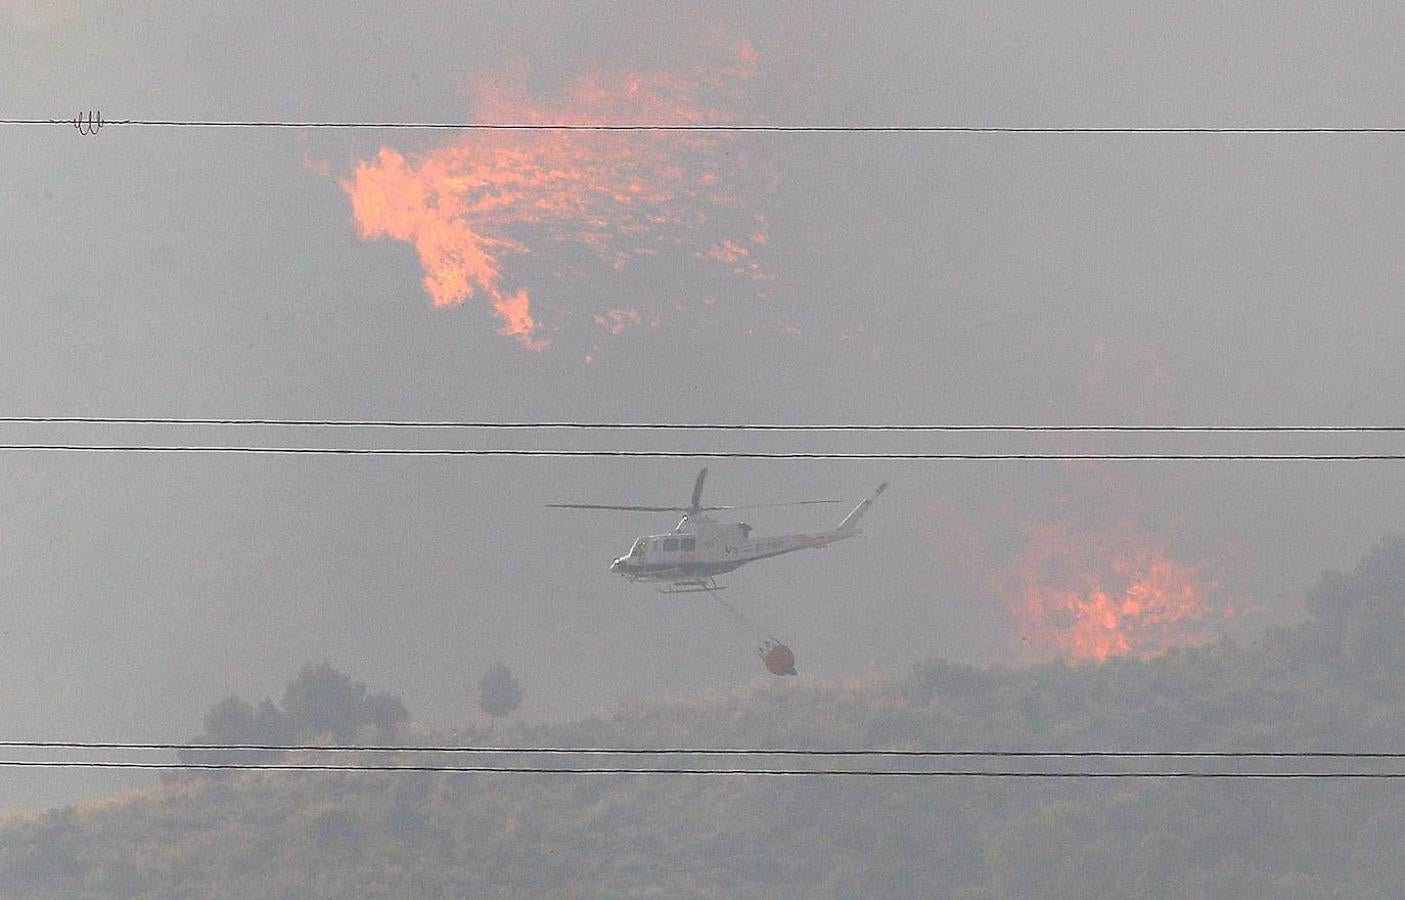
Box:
549, 468, 887, 593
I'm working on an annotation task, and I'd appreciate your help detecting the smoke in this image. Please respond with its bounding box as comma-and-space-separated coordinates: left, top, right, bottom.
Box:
2, 0, 80, 31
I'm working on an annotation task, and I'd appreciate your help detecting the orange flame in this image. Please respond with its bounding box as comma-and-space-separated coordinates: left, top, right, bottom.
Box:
341, 41, 767, 349
592, 307, 643, 335
1010, 523, 1219, 662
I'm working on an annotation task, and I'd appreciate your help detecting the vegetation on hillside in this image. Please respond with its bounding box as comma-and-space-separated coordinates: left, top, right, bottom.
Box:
5, 538, 1405, 898
198, 662, 409, 748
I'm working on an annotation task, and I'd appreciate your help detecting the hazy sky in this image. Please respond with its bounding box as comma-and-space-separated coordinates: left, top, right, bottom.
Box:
4, 1, 1405, 809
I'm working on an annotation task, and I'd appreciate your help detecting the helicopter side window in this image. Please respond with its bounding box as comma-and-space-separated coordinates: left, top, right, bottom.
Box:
661, 538, 679, 552
680, 537, 696, 552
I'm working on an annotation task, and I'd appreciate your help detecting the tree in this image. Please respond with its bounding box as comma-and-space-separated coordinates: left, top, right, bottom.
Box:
201, 695, 295, 745
189, 664, 406, 768
478, 664, 524, 728
201, 695, 256, 743
282, 662, 408, 740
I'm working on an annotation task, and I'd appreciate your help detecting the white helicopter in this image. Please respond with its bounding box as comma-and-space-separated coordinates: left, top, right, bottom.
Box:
549, 468, 887, 593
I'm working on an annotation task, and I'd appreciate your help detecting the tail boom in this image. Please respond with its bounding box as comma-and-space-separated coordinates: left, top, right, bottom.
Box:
835, 482, 888, 535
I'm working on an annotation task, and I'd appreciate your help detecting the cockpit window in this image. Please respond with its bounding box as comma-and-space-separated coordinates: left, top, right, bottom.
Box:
630, 539, 647, 557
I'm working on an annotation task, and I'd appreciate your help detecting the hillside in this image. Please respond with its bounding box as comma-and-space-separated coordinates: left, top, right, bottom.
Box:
5, 538, 1405, 899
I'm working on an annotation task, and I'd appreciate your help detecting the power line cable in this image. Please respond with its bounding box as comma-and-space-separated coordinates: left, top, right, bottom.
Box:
2, 759, 1404, 778
3, 445, 1405, 460
2, 417, 1403, 433
10, 118, 1405, 134
6, 740, 1405, 759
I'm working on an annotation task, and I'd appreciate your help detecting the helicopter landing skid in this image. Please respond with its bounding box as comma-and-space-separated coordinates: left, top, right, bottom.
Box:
657, 578, 724, 594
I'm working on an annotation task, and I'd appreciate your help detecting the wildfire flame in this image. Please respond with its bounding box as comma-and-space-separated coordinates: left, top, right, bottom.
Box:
1010, 523, 1219, 662
341, 40, 768, 349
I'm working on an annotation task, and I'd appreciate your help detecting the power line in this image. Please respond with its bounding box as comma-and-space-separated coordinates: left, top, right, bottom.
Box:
2, 759, 1403, 778
10, 741, 1405, 776
2, 417, 1403, 433
3, 445, 1405, 461
7, 740, 1405, 759
8, 118, 1405, 134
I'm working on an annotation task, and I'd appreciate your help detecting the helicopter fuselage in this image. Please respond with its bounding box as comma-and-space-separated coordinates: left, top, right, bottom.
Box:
608, 513, 856, 584
550, 469, 887, 591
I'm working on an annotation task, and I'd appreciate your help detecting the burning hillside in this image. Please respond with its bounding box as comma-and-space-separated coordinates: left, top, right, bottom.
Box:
1009, 522, 1225, 663
341, 39, 772, 350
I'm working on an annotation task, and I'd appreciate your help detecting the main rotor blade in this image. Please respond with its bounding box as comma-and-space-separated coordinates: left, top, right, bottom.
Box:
700, 500, 844, 510
548, 496, 843, 513
546, 504, 689, 513
690, 467, 709, 511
